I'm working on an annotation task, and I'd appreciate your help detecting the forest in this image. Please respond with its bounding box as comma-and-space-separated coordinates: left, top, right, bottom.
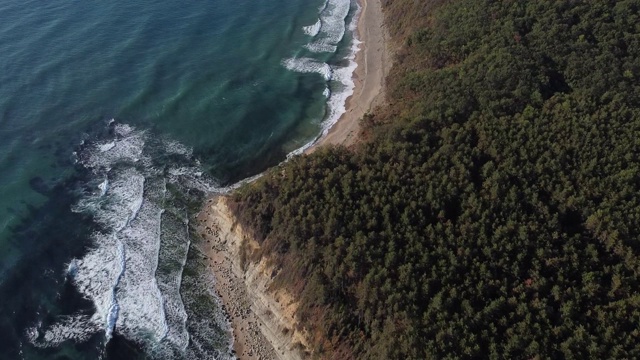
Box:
230, 0, 640, 358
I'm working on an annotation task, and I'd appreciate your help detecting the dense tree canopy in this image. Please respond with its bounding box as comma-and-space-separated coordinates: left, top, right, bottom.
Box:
231, 1, 640, 358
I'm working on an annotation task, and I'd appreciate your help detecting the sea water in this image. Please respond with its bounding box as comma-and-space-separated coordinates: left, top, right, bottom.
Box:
0, 0, 360, 358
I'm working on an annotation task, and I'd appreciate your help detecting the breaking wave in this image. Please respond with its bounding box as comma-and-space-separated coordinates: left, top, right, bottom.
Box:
302, 19, 322, 37
284, 0, 361, 156
302, 0, 352, 53
283, 57, 333, 80
27, 121, 233, 359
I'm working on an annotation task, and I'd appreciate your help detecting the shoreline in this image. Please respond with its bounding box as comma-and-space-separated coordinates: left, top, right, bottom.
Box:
196, 196, 273, 360
307, 0, 391, 152
197, 196, 307, 360
197, 0, 390, 358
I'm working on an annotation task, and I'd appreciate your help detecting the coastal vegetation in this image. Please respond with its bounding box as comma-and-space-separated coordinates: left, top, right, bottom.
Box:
230, 0, 640, 358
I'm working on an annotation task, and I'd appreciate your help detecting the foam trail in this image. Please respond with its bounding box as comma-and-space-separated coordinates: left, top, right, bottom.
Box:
164, 139, 193, 157
105, 238, 125, 341
167, 165, 220, 194
303, 19, 322, 37
305, 42, 337, 53
30, 123, 209, 357
109, 174, 171, 350
305, 0, 352, 53
62, 231, 128, 346
98, 178, 109, 197
286, 1, 362, 157
282, 57, 332, 80
81, 129, 146, 171
321, 38, 361, 132
28, 315, 100, 347
99, 142, 115, 152
68, 168, 147, 344
66, 259, 78, 277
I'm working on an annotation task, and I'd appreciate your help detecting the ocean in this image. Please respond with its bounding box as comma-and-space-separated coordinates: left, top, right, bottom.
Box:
0, 0, 359, 358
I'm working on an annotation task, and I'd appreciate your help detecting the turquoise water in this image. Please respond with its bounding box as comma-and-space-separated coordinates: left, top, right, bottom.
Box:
0, 0, 359, 358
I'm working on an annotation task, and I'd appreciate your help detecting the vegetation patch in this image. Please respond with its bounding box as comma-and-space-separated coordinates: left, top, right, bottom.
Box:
231, 1, 640, 358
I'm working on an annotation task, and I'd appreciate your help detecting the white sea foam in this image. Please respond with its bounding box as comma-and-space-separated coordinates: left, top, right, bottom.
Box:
167, 165, 220, 194
114, 123, 135, 137
155, 207, 191, 355
69, 231, 127, 344
321, 38, 361, 132
286, 0, 362, 157
81, 129, 146, 171
164, 139, 193, 157
282, 57, 332, 80
304, 41, 337, 53
98, 178, 109, 197
105, 238, 124, 341
29, 315, 100, 347
303, 19, 322, 37
90, 169, 146, 231
304, 0, 352, 53
31, 121, 222, 357
66, 259, 78, 277
349, 2, 359, 32
99, 142, 115, 152
115, 177, 170, 346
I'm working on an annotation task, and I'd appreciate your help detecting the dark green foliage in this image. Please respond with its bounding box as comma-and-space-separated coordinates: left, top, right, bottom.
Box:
231, 0, 640, 358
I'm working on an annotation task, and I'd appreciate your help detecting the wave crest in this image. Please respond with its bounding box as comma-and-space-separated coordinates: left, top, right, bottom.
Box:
29, 121, 233, 359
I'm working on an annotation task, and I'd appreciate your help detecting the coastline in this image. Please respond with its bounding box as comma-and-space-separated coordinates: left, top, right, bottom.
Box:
196, 0, 390, 358
308, 0, 391, 152
196, 196, 308, 360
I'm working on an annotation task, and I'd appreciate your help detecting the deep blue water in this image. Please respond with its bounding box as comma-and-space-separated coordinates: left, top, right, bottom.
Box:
0, 0, 359, 358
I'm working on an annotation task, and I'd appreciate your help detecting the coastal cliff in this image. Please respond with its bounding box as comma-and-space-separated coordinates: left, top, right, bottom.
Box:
197, 196, 310, 360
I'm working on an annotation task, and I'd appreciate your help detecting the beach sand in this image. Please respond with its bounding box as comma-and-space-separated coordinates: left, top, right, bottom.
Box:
196, 0, 391, 358
308, 0, 391, 152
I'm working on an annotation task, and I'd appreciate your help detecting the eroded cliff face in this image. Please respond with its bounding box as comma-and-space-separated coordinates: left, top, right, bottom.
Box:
200, 196, 310, 360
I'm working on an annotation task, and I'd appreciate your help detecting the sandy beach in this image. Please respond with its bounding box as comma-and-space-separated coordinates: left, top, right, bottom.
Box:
196, 0, 390, 358
309, 0, 391, 151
